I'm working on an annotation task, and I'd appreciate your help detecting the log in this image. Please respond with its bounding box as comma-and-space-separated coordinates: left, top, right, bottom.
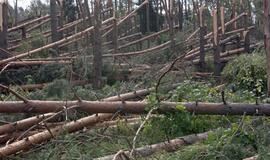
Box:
0, 114, 113, 157
0, 131, 39, 144
1, 101, 270, 116
102, 0, 148, 37
95, 132, 209, 160
116, 27, 173, 50
0, 80, 91, 93
0, 84, 160, 157
0, 113, 54, 135
243, 155, 258, 160
5, 60, 71, 68
0, 17, 114, 67
103, 40, 171, 58
8, 15, 51, 32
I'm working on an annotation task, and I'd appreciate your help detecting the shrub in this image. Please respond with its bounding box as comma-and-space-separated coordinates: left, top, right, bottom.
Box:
222, 53, 267, 97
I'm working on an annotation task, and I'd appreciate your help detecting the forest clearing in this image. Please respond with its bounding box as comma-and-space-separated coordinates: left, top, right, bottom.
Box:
0, 0, 270, 159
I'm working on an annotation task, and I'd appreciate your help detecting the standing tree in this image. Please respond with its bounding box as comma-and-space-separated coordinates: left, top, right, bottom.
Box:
0, 0, 8, 59
50, 0, 59, 56
92, 0, 103, 89
14, 0, 18, 26
264, 0, 270, 96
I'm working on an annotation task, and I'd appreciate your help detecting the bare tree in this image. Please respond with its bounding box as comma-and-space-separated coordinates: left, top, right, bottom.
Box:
264, 0, 270, 96
0, 0, 8, 59
50, 0, 59, 56
92, 0, 103, 89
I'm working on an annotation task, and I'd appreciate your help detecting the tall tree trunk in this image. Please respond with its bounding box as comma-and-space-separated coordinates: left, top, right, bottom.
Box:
169, 0, 175, 54
199, 7, 206, 71
178, 0, 183, 31
14, 0, 18, 26
58, 0, 64, 40
0, 1, 8, 59
50, 0, 59, 56
264, 0, 270, 96
93, 0, 103, 89
212, 9, 221, 76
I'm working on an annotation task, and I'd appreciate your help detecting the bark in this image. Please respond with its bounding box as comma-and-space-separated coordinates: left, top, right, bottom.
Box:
0, 1, 8, 59
102, 0, 148, 38
92, 0, 103, 89
0, 80, 91, 93
0, 86, 158, 157
95, 132, 209, 160
264, 0, 270, 96
50, 0, 59, 56
1, 100, 270, 116
178, 0, 183, 31
0, 17, 114, 67
212, 9, 221, 76
14, 0, 18, 26
243, 155, 258, 160
0, 113, 54, 135
8, 15, 51, 32
104, 40, 171, 58
198, 7, 206, 71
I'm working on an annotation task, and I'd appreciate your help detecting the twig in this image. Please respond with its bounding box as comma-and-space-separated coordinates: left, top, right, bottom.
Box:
155, 53, 187, 102
0, 84, 29, 103
16, 105, 79, 141
130, 107, 156, 157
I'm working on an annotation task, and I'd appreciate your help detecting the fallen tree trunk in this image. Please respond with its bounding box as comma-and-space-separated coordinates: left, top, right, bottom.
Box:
243, 155, 258, 160
103, 40, 171, 58
0, 113, 54, 135
0, 80, 91, 93
0, 17, 114, 67
0, 84, 161, 157
8, 15, 51, 32
95, 131, 209, 160
1, 100, 270, 115
5, 60, 71, 67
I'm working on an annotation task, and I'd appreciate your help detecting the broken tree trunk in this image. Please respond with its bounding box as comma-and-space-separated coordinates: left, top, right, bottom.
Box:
0, 17, 114, 67
95, 132, 209, 160
198, 7, 207, 71
8, 15, 51, 32
212, 9, 221, 76
0, 85, 159, 157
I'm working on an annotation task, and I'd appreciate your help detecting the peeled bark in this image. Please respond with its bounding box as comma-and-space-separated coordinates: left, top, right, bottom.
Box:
95, 132, 209, 160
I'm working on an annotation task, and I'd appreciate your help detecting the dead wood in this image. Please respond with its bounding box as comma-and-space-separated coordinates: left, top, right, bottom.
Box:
95, 131, 209, 160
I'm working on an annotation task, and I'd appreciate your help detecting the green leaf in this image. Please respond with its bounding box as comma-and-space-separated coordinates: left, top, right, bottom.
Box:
176, 104, 186, 111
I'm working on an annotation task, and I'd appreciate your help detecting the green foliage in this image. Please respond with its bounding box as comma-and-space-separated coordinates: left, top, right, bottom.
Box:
33, 64, 69, 83
30, 31, 46, 49
170, 80, 256, 103
222, 53, 267, 97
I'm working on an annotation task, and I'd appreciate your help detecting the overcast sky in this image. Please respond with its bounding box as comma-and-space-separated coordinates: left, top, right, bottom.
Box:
10, 0, 48, 9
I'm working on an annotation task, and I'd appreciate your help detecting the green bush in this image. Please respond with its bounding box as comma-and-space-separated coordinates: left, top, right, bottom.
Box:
222, 53, 267, 97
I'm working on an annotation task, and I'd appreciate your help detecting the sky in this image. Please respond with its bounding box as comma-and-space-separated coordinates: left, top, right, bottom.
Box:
10, 0, 48, 9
